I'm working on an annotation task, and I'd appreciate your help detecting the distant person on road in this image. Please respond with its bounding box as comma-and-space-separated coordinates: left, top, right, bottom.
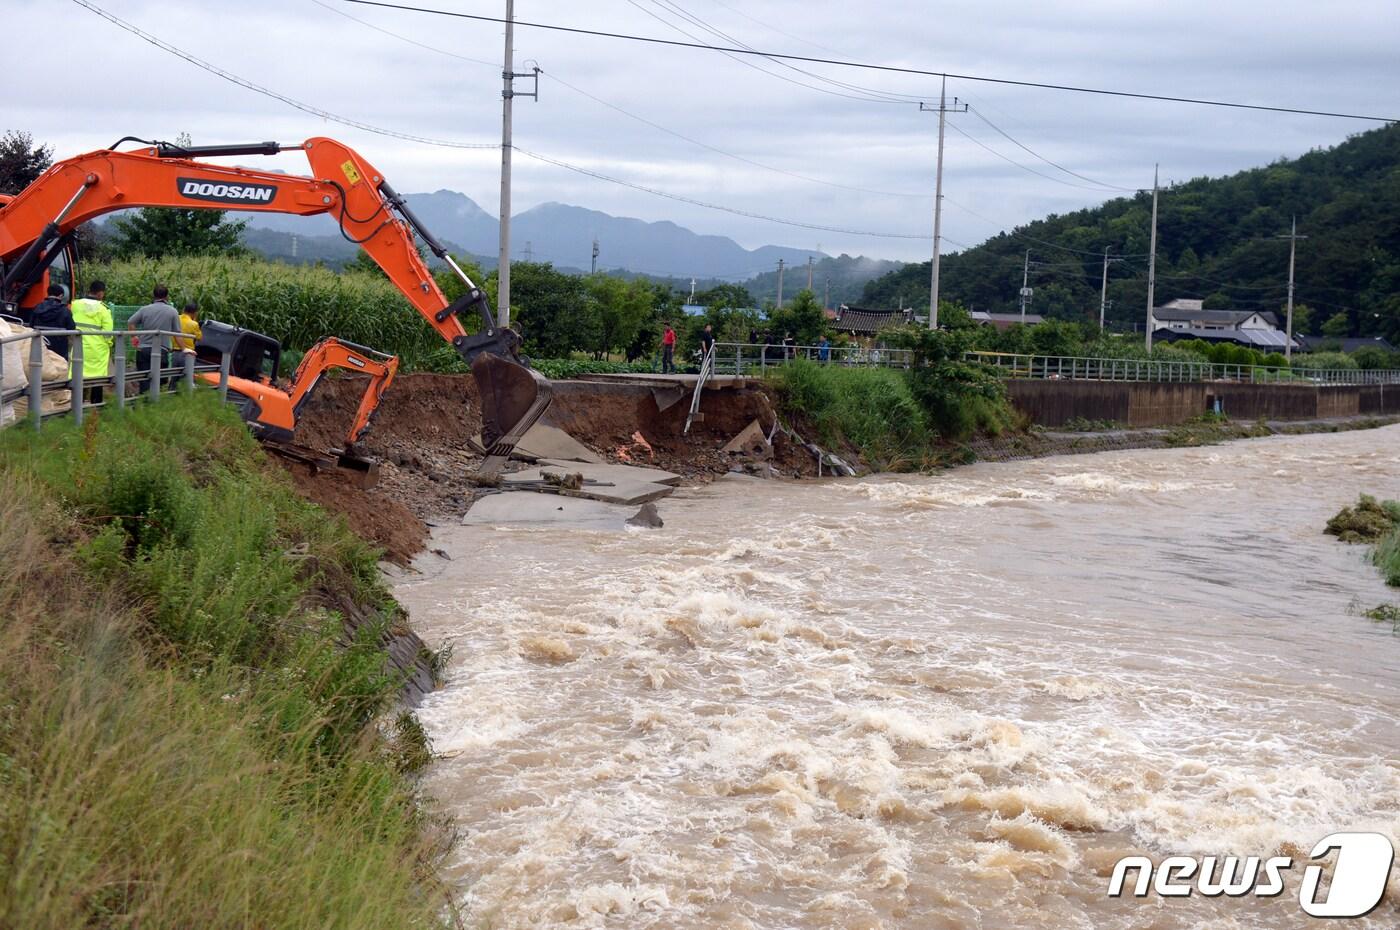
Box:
783, 331, 796, 360
127, 284, 181, 388
661, 324, 676, 373
818, 335, 831, 363
175, 300, 203, 353
31, 283, 75, 360
699, 323, 716, 358
69, 280, 114, 404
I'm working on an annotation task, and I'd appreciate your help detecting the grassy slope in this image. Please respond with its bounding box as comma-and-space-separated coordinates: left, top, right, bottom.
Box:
0, 393, 452, 930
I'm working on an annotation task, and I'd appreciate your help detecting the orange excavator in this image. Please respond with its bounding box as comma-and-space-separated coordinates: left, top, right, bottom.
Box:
0, 136, 550, 478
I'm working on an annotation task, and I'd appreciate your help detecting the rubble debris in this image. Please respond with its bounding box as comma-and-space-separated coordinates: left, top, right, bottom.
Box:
720, 419, 772, 458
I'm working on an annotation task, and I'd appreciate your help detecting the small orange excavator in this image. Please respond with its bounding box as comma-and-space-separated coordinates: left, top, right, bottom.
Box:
0, 135, 550, 478
193, 322, 398, 482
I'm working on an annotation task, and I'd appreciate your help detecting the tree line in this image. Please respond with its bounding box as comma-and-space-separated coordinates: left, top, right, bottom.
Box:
862, 123, 1400, 344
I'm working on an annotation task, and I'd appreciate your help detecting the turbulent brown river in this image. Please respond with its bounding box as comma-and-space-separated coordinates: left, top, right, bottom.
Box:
396, 427, 1400, 929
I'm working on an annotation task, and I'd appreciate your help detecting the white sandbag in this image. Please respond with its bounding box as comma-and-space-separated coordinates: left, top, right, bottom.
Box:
0, 320, 71, 386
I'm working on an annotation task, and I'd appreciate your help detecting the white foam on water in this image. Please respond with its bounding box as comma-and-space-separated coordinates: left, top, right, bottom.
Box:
403, 426, 1400, 929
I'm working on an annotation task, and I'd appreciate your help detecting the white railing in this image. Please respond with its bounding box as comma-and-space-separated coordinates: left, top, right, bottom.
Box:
683, 342, 716, 435
1, 327, 230, 431
967, 351, 1400, 385
714, 341, 914, 376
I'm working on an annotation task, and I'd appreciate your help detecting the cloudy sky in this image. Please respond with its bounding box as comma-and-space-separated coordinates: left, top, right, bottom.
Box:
12, 0, 1399, 274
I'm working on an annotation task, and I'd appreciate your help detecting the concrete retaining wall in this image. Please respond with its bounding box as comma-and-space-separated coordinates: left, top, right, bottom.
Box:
1006, 379, 1396, 427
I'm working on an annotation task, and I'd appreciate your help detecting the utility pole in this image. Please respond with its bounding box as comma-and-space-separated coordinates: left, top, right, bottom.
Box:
1099, 247, 1123, 331
806, 255, 814, 290
823, 276, 830, 311
523, 240, 533, 262
496, 0, 539, 330
1145, 164, 1160, 351
776, 258, 785, 309
920, 77, 967, 329
590, 237, 599, 275
1019, 250, 1032, 321
1275, 216, 1308, 361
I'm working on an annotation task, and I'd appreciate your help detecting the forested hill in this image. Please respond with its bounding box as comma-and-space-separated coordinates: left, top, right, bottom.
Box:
861, 123, 1400, 340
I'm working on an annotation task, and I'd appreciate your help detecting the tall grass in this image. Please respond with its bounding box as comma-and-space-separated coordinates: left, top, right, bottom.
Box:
0, 394, 453, 929
89, 255, 450, 369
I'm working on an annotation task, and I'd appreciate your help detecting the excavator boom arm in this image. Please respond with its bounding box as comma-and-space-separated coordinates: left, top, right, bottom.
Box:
0, 136, 550, 475
0, 137, 485, 348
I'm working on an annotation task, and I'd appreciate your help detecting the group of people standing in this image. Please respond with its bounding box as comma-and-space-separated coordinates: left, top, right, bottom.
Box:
26, 282, 203, 403
658, 322, 716, 374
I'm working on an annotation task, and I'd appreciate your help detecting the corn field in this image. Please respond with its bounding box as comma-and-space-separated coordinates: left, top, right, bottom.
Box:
87, 256, 458, 370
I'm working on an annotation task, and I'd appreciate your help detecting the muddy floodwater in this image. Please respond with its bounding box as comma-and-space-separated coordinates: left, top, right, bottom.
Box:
396, 427, 1400, 929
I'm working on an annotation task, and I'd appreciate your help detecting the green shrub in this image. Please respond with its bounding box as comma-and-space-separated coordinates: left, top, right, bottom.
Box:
774, 361, 928, 469
1294, 351, 1359, 371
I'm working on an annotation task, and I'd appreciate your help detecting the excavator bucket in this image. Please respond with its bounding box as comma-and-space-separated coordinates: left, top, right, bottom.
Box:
472, 352, 554, 480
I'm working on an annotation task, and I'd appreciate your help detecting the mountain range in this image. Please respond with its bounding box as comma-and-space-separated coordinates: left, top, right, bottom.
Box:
231, 191, 829, 282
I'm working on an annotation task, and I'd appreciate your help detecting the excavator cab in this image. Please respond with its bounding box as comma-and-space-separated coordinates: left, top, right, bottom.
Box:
196, 320, 281, 382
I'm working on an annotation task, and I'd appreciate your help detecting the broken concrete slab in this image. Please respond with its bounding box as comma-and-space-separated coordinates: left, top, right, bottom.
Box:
536, 459, 683, 487
463, 492, 642, 529
651, 386, 686, 412
499, 469, 675, 506
720, 418, 772, 457
470, 422, 604, 464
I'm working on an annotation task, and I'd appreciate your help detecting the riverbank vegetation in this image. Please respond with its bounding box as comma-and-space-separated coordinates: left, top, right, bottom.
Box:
1327, 494, 1400, 628
772, 324, 1018, 470
0, 394, 452, 930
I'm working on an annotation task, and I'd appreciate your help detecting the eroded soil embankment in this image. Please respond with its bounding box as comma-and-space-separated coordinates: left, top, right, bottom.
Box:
285, 373, 813, 561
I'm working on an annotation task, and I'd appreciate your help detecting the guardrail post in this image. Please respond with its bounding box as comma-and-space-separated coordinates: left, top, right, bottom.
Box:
182, 351, 195, 394
148, 341, 160, 403
218, 352, 231, 400
28, 336, 42, 431
114, 338, 126, 410
70, 337, 84, 425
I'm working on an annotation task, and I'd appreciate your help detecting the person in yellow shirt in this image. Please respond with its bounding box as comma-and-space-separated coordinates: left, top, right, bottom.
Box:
176, 301, 203, 353
68, 280, 113, 404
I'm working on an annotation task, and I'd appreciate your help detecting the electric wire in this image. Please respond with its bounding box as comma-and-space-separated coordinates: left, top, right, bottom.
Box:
68, 0, 498, 150
966, 107, 1136, 193
70, 0, 930, 241
306, 0, 934, 199
342, 0, 1399, 122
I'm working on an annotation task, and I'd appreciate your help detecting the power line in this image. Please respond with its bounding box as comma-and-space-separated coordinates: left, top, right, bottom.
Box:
306, 0, 931, 199
946, 120, 1133, 193
622, 0, 902, 105
643, 0, 916, 105
308, 0, 497, 67
67, 0, 497, 150
546, 72, 931, 198
511, 146, 929, 239
342, 0, 1399, 122
966, 107, 1135, 192
69, 0, 930, 242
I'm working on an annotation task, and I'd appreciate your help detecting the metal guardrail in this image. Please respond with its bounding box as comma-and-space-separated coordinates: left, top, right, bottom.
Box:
713, 341, 914, 376
967, 351, 1400, 385
1, 327, 231, 431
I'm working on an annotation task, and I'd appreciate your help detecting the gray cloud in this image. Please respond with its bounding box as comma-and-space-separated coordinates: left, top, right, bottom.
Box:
12, 0, 1398, 268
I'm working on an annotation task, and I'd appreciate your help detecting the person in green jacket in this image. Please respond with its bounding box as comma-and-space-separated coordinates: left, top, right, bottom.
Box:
69, 280, 114, 404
